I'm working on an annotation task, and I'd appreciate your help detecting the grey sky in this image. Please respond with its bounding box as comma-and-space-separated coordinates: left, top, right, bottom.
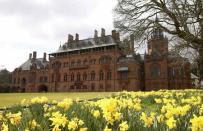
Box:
0, 0, 117, 71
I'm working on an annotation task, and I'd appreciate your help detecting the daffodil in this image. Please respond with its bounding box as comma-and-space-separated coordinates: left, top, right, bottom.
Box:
92, 110, 100, 118
119, 121, 129, 131
6, 112, 22, 125
1, 123, 8, 131
190, 115, 203, 131
166, 117, 176, 129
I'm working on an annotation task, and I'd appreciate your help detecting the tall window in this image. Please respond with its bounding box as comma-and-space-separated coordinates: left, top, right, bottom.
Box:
77, 72, 81, 81
120, 72, 128, 80
107, 71, 112, 80
151, 64, 160, 77
71, 73, 74, 81
83, 72, 87, 81
99, 70, 104, 80
91, 71, 95, 80
64, 73, 68, 82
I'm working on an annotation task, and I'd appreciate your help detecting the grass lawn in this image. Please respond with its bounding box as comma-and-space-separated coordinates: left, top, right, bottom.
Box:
0, 92, 113, 108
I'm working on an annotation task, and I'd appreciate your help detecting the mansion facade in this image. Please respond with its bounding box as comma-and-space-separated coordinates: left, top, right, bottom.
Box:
11, 27, 191, 92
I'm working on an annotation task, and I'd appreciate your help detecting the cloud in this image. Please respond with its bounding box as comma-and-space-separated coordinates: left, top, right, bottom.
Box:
0, 0, 117, 71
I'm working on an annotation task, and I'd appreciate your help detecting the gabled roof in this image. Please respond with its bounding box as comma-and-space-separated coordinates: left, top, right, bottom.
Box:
18, 58, 48, 71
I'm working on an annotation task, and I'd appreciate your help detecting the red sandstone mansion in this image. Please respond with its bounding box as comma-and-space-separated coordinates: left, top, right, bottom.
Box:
11, 26, 191, 92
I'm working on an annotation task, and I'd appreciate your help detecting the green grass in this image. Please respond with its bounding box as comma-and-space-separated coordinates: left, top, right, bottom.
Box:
0, 92, 113, 108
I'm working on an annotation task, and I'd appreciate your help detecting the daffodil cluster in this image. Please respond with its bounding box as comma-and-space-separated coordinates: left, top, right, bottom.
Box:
0, 89, 202, 131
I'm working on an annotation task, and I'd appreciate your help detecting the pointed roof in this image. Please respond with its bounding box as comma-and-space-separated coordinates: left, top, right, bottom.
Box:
151, 16, 164, 39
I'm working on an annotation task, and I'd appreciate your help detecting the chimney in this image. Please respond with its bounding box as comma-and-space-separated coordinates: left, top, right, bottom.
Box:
112, 30, 117, 40
43, 52, 46, 61
130, 34, 134, 53
101, 28, 105, 37
68, 34, 74, 43
29, 53, 32, 60
33, 51, 37, 59
94, 30, 98, 38
75, 33, 79, 41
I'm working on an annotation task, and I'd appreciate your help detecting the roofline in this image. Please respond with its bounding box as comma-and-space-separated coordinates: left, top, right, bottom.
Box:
49, 42, 117, 55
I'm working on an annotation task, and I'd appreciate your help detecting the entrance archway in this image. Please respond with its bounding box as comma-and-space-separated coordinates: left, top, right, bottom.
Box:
38, 85, 48, 92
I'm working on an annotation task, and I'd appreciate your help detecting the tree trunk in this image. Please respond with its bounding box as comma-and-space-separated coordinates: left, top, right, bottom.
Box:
199, 16, 203, 88
199, 46, 203, 88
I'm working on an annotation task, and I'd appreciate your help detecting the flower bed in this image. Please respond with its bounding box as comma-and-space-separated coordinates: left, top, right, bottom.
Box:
0, 89, 203, 131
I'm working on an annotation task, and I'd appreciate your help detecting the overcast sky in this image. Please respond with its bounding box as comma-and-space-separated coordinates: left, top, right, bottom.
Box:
0, 0, 117, 71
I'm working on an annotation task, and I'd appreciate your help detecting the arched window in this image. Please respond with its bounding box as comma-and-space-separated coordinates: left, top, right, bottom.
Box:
99, 70, 104, 80
107, 71, 112, 80
83, 72, 87, 80
91, 71, 95, 80
71, 73, 74, 81
64, 73, 68, 82
77, 72, 81, 81
151, 64, 160, 77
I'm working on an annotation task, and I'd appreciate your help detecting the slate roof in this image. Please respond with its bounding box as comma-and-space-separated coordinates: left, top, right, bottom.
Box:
18, 58, 49, 71
50, 35, 118, 54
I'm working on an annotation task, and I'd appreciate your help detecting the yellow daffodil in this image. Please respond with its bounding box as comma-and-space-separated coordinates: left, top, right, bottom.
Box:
190, 115, 203, 131
166, 117, 176, 129
119, 121, 129, 131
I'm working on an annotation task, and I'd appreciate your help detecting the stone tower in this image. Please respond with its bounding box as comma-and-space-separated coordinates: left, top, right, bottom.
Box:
144, 17, 169, 90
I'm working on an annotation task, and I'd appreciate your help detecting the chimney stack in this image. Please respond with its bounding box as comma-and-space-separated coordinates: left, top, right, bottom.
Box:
29, 53, 32, 60
101, 28, 105, 37
75, 33, 79, 41
68, 34, 74, 43
33, 51, 37, 59
112, 30, 117, 40
94, 30, 98, 38
43, 52, 46, 61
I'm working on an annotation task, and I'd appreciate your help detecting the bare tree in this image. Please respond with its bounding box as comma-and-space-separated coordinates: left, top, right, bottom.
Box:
114, 0, 203, 85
